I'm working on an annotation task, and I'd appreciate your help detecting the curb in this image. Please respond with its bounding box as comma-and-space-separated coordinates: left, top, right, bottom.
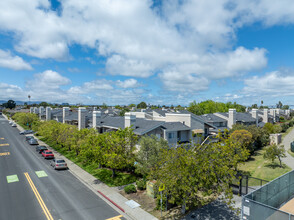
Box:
98, 190, 125, 213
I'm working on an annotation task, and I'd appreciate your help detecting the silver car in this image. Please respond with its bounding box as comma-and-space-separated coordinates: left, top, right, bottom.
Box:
28, 138, 38, 145
50, 158, 68, 170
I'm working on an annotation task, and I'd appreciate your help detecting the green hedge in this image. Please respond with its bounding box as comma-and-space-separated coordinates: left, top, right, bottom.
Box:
124, 184, 137, 194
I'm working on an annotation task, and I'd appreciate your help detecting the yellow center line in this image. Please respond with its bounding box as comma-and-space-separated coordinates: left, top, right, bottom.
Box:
106, 215, 123, 220
0, 143, 9, 146
0, 138, 4, 140
0, 152, 10, 156
24, 172, 54, 220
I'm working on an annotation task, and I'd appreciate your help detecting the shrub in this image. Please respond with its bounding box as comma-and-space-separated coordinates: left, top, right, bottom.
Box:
124, 184, 137, 194
281, 123, 289, 132
136, 179, 146, 190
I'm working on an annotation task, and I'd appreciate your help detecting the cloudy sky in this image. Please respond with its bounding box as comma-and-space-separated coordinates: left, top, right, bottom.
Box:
1, 0, 294, 106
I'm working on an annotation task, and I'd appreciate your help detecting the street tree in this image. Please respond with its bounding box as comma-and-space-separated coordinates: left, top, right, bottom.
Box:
104, 127, 137, 177
135, 135, 169, 177
263, 144, 286, 167
230, 129, 253, 153
151, 136, 249, 212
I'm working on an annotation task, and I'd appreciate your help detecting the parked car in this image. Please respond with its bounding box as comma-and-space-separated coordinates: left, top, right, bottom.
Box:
9, 121, 13, 125
42, 150, 54, 159
11, 123, 17, 127
50, 158, 67, 170
28, 138, 38, 145
20, 130, 34, 135
25, 136, 34, 141
36, 145, 48, 153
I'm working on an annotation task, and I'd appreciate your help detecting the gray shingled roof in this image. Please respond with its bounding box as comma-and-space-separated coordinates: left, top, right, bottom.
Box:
96, 116, 192, 135
162, 122, 190, 131
217, 112, 256, 123
200, 114, 227, 123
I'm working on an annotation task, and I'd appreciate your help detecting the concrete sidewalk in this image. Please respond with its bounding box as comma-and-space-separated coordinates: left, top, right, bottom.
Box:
281, 127, 294, 169
6, 115, 157, 220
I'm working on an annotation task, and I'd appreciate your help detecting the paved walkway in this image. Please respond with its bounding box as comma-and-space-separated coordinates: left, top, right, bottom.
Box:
6, 116, 157, 220
281, 128, 294, 169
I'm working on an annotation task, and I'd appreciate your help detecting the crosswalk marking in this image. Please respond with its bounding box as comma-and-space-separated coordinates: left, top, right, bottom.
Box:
0, 152, 10, 156
7, 175, 19, 183
35, 171, 48, 178
106, 215, 123, 220
0, 143, 9, 146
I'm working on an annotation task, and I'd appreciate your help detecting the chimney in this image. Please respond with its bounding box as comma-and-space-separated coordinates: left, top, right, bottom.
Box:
251, 109, 258, 126
270, 109, 276, 122
78, 107, 86, 130
63, 107, 69, 124
33, 107, 38, 114
263, 109, 268, 123
39, 106, 44, 119
92, 111, 101, 128
275, 108, 280, 115
125, 112, 136, 128
228, 109, 236, 129
46, 107, 52, 121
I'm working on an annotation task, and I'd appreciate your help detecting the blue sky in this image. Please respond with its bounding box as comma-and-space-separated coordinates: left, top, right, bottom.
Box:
1, 0, 294, 106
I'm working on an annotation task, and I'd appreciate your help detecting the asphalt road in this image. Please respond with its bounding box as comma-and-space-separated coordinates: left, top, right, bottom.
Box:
0, 115, 124, 220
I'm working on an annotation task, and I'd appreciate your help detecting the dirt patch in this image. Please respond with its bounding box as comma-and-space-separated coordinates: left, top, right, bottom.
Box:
119, 190, 184, 219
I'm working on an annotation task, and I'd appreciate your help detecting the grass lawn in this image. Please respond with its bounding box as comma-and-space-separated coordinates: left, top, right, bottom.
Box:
238, 148, 291, 182
39, 137, 137, 187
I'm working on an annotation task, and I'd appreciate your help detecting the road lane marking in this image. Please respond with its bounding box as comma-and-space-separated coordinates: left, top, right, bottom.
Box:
0, 143, 9, 146
0, 138, 4, 139
106, 215, 123, 220
7, 175, 19, 183
24, 172, 54, 220
0, 152, 10, 156
35, 171, 48, 178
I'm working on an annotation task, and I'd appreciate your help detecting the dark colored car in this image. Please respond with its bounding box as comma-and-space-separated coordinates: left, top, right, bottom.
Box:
50, 158, 67, 170
25, 136, 34, 141
20, 130, 34, 135
28, 138, 38, 145
42, 150, 54, 159
36, 145, 48, 153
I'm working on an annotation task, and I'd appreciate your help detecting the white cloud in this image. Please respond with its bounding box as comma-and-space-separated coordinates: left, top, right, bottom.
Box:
116, 79, 140, 88
68, 79, 113, 95
26, 70, 71, 90
0, 83, 24, 100
243, 70, 294, 97
0, 49, 32, 70
2, 0, 294, 95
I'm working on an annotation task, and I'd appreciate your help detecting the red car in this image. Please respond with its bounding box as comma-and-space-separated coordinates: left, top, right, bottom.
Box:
42, 150, 54, 159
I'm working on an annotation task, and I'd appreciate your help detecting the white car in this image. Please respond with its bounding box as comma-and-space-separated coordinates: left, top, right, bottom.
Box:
11, 123, 17, 127
9, 121, 13, 125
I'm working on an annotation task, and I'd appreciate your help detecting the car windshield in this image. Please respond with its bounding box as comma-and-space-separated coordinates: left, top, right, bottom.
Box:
46, 152, 52, 154
57, 160, 65, 163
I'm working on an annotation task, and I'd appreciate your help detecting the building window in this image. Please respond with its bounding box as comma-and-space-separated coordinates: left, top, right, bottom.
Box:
168, 132, 174, 139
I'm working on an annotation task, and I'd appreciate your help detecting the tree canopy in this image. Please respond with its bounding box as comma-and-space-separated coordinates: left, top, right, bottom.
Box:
136, 135, 169, 177
188, 100, 246, 115
3, 100, 16, 109
137, 101, 147, 109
